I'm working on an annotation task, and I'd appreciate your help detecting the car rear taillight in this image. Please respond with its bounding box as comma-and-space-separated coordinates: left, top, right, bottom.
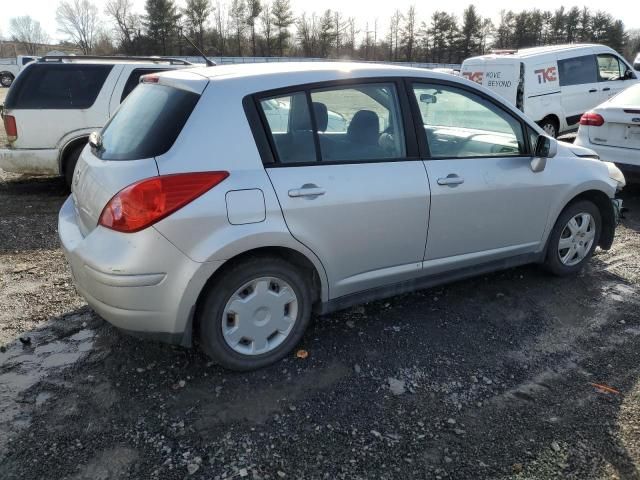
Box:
98, 172, 229, 233
579, 112, 605, 127
3, 115, 17, 142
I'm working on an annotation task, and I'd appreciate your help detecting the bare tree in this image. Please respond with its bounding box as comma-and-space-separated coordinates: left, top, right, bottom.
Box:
213, 1, 229, 54
56, 0, 100, 54
105, 0, 139, 53
401, 5, 417, 61
229, 0, 246, 56
260, 2, 272, 56
9, 16, 49, 55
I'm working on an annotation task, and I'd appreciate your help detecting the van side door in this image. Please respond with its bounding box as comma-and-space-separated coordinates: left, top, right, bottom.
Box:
557, 53, 599, 129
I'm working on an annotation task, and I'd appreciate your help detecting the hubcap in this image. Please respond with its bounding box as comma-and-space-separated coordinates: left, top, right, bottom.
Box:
222, 276, 298, 356
558, 213, 596, 266
543, 123, 557, 137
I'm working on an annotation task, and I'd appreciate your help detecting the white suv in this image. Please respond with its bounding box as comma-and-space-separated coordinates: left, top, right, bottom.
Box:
0, 55, 192, 185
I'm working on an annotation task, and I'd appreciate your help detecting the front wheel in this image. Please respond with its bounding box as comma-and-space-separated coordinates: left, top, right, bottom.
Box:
544, 200, 601, 276
198, 256, 312, 371
538, 116, 559, 138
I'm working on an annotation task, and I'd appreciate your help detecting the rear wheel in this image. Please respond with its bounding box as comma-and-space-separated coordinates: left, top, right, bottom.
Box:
0, 72, 13, 88
198, 256, 312, 371
63, 143, 85, 189
544, 200, 601, 276
538, 116, 559, 138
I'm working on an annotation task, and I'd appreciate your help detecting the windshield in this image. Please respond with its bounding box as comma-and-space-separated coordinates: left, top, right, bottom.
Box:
609, 84, 640, 106
97, 83, 199, 161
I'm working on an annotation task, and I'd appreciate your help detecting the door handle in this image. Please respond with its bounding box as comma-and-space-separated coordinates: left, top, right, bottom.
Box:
288, 185, 326, 198
588, 89, 598, 93
603, 87, 611, 92
437, 175, 464, 186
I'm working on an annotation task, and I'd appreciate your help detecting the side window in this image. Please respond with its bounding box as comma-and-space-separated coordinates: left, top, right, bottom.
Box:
597, 54, 625, 81
5, 64, 113, 109
412, 83, 525, 158
259, 92, 317, 164
309, 83, 405, 161
121, 68, 170, 103
558, 55, 598, 86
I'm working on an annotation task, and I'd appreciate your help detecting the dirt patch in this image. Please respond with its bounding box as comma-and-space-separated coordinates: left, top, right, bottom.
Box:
0, 175, 639, 480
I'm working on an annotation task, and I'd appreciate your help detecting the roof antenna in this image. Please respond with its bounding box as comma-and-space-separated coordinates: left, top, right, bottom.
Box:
182, 33, 215, 67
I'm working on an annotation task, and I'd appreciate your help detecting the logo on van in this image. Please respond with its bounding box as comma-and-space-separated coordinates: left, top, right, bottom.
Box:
534, 67, 558, 84
462, 71, 484, 85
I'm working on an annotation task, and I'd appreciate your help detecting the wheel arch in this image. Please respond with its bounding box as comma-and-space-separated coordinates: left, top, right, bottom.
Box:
57, 135, 89, 176
565, 189, 616, 250
546, 188, 616, 256
188, 245, 328, 345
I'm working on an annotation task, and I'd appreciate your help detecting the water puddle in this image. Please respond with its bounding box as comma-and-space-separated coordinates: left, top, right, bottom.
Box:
0, 324, 96, 451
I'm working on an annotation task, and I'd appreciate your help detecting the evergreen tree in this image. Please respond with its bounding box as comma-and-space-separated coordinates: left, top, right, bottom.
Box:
144, 0, 181, 55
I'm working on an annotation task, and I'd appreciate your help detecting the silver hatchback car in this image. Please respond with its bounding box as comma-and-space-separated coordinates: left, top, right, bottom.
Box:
59, 63, 625, 370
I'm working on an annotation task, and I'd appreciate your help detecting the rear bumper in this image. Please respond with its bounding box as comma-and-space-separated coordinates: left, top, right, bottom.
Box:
0, 147, 58, 174
58, 196, 223, 345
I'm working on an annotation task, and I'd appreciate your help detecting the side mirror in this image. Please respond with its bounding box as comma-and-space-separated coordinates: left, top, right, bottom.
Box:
624, 69, 636, 80
88, 131, 102, 150
420, 93, 437, 104
531, 135, 557, 172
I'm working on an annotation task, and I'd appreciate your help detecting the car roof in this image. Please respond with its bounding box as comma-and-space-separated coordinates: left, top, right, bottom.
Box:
465, 44, 612, 62
182, 61, 454, 83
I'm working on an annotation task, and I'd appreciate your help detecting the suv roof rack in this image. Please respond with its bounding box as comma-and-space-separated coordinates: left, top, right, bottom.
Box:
38, 55, 193, 66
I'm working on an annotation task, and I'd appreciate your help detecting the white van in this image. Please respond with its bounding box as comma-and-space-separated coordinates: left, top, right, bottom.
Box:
461, 44, 639, 137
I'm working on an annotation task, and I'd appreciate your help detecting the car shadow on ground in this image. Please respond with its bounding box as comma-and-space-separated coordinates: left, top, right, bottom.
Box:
2, 261, 640, 479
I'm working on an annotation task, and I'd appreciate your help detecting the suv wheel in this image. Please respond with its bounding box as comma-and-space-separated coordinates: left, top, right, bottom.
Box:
538, 116, 559, 138
544, 200, 601, 276
0, 72, 14, 88
63, 143, 85, 188
198, 256, 312, 371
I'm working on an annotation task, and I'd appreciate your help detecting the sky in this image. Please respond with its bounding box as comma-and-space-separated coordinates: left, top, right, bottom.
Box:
1, 0, 639, 44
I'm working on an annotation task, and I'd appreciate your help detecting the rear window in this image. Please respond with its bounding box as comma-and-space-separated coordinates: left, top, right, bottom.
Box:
558, 55, 597, 86
5, 63, 113, 109
96, 83, 199, 161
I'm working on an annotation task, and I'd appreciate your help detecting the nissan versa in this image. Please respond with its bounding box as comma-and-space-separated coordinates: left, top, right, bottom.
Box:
58, 63, 626, 371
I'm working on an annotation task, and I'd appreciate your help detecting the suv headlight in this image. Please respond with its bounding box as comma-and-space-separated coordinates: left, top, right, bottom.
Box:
605, 162, 626, 190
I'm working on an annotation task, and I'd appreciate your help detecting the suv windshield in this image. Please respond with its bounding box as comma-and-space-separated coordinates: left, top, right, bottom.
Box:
97, 83, 200, 161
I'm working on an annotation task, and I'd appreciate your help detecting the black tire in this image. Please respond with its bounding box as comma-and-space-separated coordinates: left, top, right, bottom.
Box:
63, 143, 85, 189
544, 200, 601, 276
198, 256, 312, 371
0, 72, 13, 88
538, 116, 559, 138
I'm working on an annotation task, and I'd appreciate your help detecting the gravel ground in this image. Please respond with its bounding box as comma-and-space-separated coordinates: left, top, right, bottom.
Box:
0, 133, 640, 477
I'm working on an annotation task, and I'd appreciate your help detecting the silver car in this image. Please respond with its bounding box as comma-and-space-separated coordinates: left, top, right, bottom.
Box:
59, 63, 626, 370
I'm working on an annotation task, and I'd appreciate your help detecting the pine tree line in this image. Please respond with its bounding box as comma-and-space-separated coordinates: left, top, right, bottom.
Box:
9, 1, 640, 63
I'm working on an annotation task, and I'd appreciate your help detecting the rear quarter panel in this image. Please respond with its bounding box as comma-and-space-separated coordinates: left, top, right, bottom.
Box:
153, 82, 330, 301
